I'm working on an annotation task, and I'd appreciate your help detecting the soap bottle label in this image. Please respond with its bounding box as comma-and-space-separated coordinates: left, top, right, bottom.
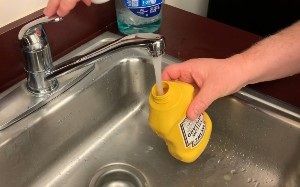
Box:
179, 114, 206, 148
123, 0, 163, 17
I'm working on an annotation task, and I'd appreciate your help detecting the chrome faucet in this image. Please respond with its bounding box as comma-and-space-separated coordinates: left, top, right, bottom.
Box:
18, 16, 165, 96
0, 16, 166, 130
18, 17, 62, 95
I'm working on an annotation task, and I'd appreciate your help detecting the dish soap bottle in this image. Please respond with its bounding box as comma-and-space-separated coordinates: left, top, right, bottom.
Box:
115, 0, 164, 35
148, 81, 212, 163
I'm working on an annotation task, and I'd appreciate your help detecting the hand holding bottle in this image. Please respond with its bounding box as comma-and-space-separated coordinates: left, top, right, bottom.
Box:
44, 0, 109, 17
163, 21, 300, 121
162, 56, 246, 121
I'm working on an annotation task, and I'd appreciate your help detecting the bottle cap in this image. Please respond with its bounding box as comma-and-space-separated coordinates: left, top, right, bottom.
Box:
91, 0, 110, 4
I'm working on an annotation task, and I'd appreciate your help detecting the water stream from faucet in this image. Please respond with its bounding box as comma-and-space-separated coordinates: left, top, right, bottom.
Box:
153, 56, 163, 95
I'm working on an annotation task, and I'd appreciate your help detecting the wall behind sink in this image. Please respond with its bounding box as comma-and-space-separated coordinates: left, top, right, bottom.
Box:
165, 0, 209, 16
0, 0, 208, 28
0, 0, 47, 28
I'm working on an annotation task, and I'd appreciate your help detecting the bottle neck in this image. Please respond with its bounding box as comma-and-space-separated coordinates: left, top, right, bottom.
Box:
151, 81, 176, 104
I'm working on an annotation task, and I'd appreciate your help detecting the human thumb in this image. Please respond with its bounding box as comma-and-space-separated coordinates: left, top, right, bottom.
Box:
186, 88, 215, 121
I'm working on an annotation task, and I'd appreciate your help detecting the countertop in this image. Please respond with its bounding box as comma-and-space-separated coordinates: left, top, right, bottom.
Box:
0, 2, 299, 108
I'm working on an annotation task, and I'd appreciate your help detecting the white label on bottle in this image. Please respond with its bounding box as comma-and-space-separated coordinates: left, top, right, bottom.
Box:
179, 114, 206, 148
123, 0, 163, 17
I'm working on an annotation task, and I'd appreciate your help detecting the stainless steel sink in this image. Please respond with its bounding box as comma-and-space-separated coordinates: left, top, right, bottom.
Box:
0, 32, 299, 187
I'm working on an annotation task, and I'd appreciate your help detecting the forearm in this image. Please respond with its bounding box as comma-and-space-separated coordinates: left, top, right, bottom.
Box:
237, 20, 300, 85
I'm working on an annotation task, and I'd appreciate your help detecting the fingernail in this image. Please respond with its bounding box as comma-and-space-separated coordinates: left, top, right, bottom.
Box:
187, 108, 199, 121
57, 10, 62, 17
43, 8, 48, 16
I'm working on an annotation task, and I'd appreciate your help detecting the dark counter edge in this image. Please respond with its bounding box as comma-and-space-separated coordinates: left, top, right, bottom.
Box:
0, 2, 299, 108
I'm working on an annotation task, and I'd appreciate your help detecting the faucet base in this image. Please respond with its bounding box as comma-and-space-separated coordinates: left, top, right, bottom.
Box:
27, 77, 59, 97
0, 64, 94, 130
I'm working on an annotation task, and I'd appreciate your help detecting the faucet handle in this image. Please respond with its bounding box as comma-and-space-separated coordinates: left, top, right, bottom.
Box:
18, 16, 63, 40
18, 16, 62, 95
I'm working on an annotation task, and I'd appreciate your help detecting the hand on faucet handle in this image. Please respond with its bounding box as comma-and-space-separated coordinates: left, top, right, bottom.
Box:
44, 0, 93, 17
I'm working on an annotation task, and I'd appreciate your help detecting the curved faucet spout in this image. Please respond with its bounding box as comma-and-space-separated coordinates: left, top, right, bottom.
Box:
46, 33, 166, 80
18, 16, 166, 96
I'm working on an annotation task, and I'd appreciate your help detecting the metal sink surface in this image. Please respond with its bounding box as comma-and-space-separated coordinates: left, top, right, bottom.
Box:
0, 32, 299, 187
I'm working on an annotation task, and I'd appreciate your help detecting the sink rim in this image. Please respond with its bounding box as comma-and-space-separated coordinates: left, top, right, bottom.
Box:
0, 32, 299, 187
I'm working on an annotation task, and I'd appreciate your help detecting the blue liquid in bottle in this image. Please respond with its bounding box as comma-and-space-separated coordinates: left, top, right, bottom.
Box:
115, 0, 163, 35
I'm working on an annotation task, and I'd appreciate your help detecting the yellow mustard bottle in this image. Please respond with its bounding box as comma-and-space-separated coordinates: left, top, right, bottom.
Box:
148, 81, 212, 163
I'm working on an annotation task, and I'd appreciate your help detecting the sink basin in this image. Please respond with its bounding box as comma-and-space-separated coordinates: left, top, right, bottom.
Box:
0, 32, 299, 187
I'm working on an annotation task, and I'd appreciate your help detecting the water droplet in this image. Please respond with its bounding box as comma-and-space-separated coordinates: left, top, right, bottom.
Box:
223, 174, 232, 181
230, 169, 237, 174
240, 168, 246, 172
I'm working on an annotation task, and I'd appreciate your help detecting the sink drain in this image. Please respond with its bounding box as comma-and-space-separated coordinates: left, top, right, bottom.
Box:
89, 163, 149, 187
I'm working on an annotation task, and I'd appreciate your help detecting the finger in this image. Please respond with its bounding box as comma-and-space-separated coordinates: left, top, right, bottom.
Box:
57, 0, 79, 17
162, 63, 194, 83
162, 64, 181, 80
82, 0, 92, 6
186, 85, 216, 120
44, 0, 61, 17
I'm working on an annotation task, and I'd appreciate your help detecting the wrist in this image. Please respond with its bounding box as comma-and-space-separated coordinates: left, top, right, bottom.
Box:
226, 54, 251, 91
